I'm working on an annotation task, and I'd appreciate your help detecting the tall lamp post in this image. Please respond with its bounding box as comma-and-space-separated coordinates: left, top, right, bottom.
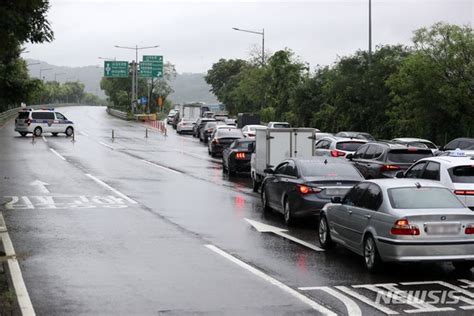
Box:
114, 45, 159, 109
232, 27, 265, 65
368, 0, 372, 65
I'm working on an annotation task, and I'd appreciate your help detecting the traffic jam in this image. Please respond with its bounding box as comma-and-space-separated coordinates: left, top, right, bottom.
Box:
168, 102, 474, 273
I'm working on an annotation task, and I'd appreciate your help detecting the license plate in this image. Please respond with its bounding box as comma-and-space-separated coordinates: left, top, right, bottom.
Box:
325, 188, 349, 196
424, 223, 461, 235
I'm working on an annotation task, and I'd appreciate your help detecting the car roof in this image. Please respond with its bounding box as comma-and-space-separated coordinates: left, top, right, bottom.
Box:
244, 125, 267, 128
269, 122, 289, 124
290, 156, 352, 165
319, 136, 367, 143
365, 178, 448, 190
417, 155, 474, 167
364, 141, 430, 150
392, 138, 434, 143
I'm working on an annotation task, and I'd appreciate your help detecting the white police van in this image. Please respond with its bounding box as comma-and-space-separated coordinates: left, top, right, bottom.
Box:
14, 108, 74, 137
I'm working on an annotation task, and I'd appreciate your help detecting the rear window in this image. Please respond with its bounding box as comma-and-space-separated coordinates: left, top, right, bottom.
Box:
32, 112, 55, 120
233, 140, 254, 150
300, 162, 363, 180
388, 187, 465, 209
336, 141, 365, 151
273, 123, 290, 128
449, 166, 474, 183
17, 112, 29, 119
205, 122, 217, 128
387, 149, 432, 163
217, 129, 243, 138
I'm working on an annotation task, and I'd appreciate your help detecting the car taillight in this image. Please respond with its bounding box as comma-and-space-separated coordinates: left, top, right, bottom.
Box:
330, 150, 346, 157
381, 164, 400, 172
207, 129, 213, 132
390, 219, 420, 236
298, 185, 322, 194
235, 152, 246, 160
25, 119, 31, 126
465, 225, 474, 234
454, 190, 474, 196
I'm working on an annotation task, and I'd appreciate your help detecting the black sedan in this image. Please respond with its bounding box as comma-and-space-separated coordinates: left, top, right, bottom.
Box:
208, 127, 244, 157
261, 157, 364, 225
222, 139, 255, 176
199, 121, 226, 143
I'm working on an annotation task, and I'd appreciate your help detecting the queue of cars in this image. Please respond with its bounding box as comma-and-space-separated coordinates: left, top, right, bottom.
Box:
167, 108, 474, 272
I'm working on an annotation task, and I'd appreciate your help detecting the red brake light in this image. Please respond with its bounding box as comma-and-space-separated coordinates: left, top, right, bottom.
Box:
381, 165, 400, 172
465, 225, 474, 234
390, 219, 420, 236
454, 190, 474, 196
298, 185, 322, 194
330, 150, 346, 157
235, 152, 246, 160
26, 119, 31, 126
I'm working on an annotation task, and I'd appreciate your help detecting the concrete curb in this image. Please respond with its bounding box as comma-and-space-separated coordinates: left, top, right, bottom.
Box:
0, 213, 35, 316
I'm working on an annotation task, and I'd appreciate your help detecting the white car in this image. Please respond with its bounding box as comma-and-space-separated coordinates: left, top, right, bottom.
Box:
15, 108, 74, 137
176, 119, 195, 134
314, 136, 367, 158
402, 152, 474, 209
391, 137, 438, 154
241, 125, 266, 138
267, 121, 290, 128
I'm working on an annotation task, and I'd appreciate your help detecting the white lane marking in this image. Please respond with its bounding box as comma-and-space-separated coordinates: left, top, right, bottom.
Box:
298, 286, 362, 316
49, 148, 66, 161
401, 280, 474, 310
29, 180, 50, 194
80, 131, 89, 136
205, 244, 336, 315
141, 159, 182, 175
187, 152, 214, 160
99, 141, 114, 149
42, 135, 47, 143
245, 218, 324, 251
459, 279, 474, 289
84, 174, 137, 204
336, 285, 398, 315
0, 213, 35, 316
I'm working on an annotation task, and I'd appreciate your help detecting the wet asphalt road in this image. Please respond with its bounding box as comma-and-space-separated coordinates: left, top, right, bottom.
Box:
0, 106, 473, 315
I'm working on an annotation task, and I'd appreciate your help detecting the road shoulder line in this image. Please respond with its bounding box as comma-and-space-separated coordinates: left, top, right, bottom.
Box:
0, 213, 35, 316
49, 148, 66, 161
205, 244, 336, 315
84, 174, 138, 204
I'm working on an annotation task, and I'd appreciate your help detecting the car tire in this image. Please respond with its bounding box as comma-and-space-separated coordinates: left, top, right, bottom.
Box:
52, 132, 58, 136
363, 235, 382, 272
211, 151, 216, 158
283, 197, 294, 226
19, 132, 27, 137
452, 261, 473, 272
318, 215, 335, 249
227, 166, 235, 176
261, 186, 272, 213
252, 177, 260, 192
33, 127, 42, 137
65, 127, 74, 137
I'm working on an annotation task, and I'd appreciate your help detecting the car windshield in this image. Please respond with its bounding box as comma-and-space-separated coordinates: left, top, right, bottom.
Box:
449, 166, 474, 183
300, 161, 363, 180
387, 149, 433, 163
388, 187, 465, 209
273, 123, 289, 128
205, 122, 217, 129
336, 141, 365, 151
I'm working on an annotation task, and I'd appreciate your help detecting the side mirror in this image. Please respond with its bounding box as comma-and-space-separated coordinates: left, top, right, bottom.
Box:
346, 153, 353, 160
264, 168, 274, 174
331, 196, 342, 204
395, 171, 404, 178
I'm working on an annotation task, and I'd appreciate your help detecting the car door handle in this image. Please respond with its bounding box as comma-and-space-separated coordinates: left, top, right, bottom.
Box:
365, 215, 372, 219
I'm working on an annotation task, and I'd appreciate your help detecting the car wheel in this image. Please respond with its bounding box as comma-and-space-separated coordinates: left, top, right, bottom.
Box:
211, 151, 216, 158
252, 177, 260, 192
33, 127, 42, 137
363, 235, 382, 272
318, 215, 335, 249
283, 197, 294, 226
65, 127, 74, 137
261, 186, 272, 213
453, 261, 473, 272
52, 132, 58, 136
19, 132, 27, 137
227, 166, 235, 176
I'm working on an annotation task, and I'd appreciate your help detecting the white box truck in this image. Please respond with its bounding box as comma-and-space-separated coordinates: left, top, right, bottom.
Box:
251, 128, 316, 192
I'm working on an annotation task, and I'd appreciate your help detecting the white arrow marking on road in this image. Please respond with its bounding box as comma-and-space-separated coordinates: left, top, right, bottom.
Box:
244, 218, 324, 252
30, 180, 50, 194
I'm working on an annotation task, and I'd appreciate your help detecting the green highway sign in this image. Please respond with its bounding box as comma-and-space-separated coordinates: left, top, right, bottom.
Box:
103, 61, 129, 78
139, 61, 163, 78
143, 55, 163, 63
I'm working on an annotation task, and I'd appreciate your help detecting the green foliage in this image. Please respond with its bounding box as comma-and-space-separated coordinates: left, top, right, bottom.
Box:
260, 107, 276, 122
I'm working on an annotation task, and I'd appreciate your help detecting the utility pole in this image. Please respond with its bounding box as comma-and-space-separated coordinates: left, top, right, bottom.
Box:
368, 0, 372, 65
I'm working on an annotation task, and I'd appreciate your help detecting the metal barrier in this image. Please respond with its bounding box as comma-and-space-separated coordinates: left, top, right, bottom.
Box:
106, 108, 133, 120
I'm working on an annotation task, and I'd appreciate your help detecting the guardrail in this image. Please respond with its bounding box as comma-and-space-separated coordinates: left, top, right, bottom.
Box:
107, 108, 133, 120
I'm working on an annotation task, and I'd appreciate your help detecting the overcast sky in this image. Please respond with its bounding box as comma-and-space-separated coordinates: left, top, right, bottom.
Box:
25, 0, 473, 73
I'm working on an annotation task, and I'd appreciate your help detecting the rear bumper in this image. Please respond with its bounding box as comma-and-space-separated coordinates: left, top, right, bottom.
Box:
376, 237, 474, 262
229, 159, 251, 172
15, 126, 30, 132
291, 195, 332, 217
178, 126, 194, 132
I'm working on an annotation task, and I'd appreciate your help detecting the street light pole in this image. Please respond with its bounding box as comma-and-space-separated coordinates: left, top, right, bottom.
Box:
368, 0, 372, 65
232, 27, 266, 66
114, 45, 159, 111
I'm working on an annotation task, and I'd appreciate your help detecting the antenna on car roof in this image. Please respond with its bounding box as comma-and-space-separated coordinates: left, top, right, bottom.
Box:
415, 182, 422, 189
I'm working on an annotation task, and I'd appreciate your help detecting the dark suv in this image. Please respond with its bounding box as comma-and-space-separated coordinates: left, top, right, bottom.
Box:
193, 117, 216, 138
347, 142, 433, 179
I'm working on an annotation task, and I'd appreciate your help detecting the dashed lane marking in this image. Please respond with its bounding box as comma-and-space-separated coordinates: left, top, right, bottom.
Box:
141, 159, 183, 175
205, 244, 336, 315
99, 141, 114, 149
80, 131, 89, 136
85, 174, 138, 204
49, 148, 66, 161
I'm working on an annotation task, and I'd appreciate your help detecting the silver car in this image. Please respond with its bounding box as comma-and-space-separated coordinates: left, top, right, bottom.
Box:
318, 178, 474, 272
